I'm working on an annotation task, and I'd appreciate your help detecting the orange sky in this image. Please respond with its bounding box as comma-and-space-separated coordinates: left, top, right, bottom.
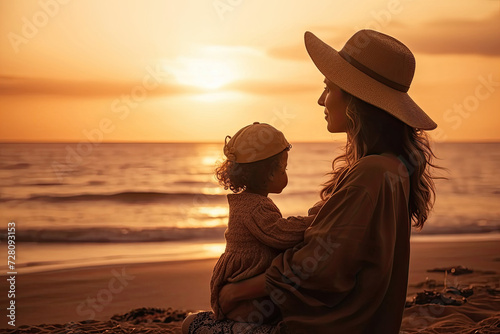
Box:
0, 0, 499, 143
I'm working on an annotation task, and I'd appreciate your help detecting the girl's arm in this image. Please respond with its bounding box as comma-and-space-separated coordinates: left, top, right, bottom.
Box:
219, 273, 267, 315
247, 202, 314, 250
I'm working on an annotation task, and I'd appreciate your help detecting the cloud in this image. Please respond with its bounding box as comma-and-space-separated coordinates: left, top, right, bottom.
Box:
401, 13, 500, 56
0, 76, 204, 97
0, 76, 319, 98
266, 13, 500, 60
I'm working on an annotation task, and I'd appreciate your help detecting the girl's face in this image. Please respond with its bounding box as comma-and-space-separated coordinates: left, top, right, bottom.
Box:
267, 151, 288, 194
317, 78, 350, 133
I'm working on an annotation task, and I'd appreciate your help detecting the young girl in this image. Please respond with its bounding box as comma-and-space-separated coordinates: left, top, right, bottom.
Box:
208, 122, 315, 325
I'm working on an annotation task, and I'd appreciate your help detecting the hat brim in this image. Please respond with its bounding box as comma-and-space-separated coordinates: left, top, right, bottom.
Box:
304, 31, 437, 130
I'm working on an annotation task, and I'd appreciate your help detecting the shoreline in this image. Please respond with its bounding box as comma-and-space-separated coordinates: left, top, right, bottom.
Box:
0, 239, 498, 332
0, 240, 226, 275
2, 232, 499, 275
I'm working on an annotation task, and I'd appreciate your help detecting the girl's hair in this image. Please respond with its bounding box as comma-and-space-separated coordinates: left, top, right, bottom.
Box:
215, 149, 288, 194
320, 94, 440, 229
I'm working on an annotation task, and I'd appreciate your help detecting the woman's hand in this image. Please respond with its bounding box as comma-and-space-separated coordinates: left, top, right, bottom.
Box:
219, 274, 268, 315
219, 283, 239, 315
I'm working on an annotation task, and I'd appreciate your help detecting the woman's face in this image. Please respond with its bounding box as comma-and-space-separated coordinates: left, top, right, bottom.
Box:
318, 78, 350, 133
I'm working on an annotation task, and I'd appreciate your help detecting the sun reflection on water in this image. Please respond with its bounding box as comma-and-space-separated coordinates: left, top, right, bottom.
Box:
202, 243, 226, 257
201, 155, 220, 166
197, 206, 228, 218
201, 186, 224, 195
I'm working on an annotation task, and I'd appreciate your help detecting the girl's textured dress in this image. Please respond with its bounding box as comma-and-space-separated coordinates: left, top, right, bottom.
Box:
211, 192, 312, 321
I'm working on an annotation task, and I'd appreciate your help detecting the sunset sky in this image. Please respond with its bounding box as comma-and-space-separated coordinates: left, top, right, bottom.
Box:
0, 0, 499, 143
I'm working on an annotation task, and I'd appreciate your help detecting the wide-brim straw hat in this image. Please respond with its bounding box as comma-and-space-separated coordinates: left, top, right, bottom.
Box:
304, 30, 437, 130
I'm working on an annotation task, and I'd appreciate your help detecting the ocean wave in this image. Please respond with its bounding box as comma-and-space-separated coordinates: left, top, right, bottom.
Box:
1, 223, 498, 244
87, 180, 107, 186
173, 180, 211, 185
0, 190, 319, 203
414, 224, 500, 235
0, 162, 31, 170
23, 182, 66, 187
0, 191, 226, 203
283, 190, 320, 197
0, 226, 227, 243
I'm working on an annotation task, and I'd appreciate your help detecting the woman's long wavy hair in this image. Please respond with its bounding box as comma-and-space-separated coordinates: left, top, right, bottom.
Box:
320, 94, 440, 229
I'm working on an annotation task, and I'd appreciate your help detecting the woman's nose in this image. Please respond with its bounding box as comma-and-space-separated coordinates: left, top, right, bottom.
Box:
318, 90, 326, 106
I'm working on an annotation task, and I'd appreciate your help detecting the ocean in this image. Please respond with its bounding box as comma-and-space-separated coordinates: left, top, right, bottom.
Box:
0, 142, 499, 273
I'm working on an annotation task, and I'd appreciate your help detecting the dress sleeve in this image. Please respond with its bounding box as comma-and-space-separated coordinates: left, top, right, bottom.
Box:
243, 199, 313, 250
265, 184, 397, 309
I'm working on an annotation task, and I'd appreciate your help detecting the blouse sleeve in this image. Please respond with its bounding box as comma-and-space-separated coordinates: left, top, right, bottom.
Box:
243, 199, 314, 250
265, 183, 397, 308
262, 156, 409, 332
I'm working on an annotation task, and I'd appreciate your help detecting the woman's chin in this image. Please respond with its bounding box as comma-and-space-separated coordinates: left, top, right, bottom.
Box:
327, 123, 346, 133
327, 124, 338, 133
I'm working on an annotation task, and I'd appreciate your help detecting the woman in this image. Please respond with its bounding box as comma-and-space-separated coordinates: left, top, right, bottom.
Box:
185, 29, 438, 334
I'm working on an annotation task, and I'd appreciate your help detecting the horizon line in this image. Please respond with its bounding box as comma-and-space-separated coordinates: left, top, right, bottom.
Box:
1, 140, 500, 145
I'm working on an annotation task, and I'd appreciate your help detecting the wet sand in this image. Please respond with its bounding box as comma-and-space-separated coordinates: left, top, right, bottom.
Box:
0, 239, 499, 333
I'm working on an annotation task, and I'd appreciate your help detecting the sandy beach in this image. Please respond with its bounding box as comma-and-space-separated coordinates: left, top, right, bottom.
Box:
1, 238, 499, 333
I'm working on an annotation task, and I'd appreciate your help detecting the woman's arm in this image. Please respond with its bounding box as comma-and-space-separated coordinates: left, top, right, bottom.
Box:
219, 273, 267, 315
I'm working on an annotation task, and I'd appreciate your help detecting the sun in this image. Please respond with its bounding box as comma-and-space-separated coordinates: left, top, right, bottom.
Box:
164, 47, 240, 90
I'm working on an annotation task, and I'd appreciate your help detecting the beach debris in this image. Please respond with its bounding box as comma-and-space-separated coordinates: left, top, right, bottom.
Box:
427, 265, 473, 275
405, 285, 487, 308
446, 286, 474, 298
411, 290, 466, 306
110, 307, 189, 324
